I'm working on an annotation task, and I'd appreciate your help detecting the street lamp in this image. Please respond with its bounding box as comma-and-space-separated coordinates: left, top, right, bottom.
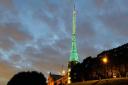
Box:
101, 56, 108, 78
102, 57, 108, 64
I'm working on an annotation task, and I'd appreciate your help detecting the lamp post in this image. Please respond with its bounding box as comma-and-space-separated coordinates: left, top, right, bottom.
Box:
102, 56, 108, 78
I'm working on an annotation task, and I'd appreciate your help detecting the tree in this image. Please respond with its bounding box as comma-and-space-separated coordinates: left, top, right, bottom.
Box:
7, 71, 47, 85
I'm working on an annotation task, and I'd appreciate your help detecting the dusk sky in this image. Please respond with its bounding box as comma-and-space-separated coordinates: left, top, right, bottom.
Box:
0, 0, 128, 84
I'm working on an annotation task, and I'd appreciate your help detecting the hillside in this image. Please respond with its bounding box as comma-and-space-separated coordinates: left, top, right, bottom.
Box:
70, 78, 128, 85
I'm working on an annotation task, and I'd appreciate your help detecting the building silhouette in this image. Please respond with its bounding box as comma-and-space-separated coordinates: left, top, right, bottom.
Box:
70, 43, 128, 81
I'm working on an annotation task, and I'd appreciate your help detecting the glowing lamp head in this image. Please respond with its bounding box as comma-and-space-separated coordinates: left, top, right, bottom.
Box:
102, 57, 108, 64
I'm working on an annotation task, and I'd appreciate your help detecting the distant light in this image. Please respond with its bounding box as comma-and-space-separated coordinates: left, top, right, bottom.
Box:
68, 77, 71, 80
68, 79, 71, 84
68, 68, 71, 84
102, 57, 108, 64
113, 75, 116, 78
47, 71, 50, 74
62, 70, 66, 75
68, 68, 71, 72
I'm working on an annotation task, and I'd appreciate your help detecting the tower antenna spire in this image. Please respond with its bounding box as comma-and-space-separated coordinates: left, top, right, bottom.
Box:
73, 0, 76, 11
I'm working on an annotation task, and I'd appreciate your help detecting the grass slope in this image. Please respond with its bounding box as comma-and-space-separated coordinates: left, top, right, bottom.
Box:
70, 78, 128, 85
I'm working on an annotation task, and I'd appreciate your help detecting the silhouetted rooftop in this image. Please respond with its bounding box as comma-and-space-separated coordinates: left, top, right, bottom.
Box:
50, 73, 63, 81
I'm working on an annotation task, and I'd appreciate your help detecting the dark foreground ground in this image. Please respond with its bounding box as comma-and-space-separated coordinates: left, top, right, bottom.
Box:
70, 78, 128, 85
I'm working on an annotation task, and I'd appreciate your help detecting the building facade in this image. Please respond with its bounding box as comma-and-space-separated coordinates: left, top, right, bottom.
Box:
48, 73, 68, 85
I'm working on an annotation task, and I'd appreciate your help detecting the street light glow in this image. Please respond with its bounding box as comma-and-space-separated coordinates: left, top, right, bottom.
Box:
102, 57, 108, 64
62, 70, 66, 75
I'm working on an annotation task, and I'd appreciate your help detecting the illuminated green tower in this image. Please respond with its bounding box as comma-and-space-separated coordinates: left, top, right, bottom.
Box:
69, 0, 79, 67
69, 5, 79, 62
68, 0, 79, 84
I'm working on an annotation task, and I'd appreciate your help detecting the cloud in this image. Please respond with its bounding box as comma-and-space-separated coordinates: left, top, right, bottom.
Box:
0, 60, 17, 80
0, 0, 13, 8
0, 38, 13, 51
0, 0, 128, 84
0, 23, 32, 41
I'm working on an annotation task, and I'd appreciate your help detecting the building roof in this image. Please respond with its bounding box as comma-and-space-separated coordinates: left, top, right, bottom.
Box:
50, 73, 63, 81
